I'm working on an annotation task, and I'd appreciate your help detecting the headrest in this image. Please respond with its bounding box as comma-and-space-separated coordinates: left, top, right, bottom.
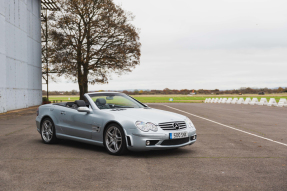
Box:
95, 98, 106, 105
66, 102, 74, 107
75, 100, 86, 107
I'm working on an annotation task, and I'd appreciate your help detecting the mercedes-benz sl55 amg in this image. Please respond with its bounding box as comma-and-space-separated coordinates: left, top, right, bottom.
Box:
36, 92, 197, 155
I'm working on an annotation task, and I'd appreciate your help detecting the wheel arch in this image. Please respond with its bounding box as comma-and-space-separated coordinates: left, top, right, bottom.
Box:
103, 120, 124, 135
40, 115, 55, 129
102, 120, 129, 154
102, 120, 129, 145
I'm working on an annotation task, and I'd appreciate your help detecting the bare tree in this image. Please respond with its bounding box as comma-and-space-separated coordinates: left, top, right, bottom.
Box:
48, 0, 141, 99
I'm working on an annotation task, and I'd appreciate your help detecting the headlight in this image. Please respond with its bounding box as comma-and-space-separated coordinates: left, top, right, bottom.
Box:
146, 122, 158, 132
185, 118, 195, 129
135, 121, 158, 132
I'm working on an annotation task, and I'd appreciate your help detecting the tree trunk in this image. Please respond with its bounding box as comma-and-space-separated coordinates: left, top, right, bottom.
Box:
79, 82, 88, 100
78, 81, 85, 100
78, 65, 89, 100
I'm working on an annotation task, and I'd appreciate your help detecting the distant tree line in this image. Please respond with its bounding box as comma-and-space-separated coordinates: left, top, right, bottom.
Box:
42, 87, 287, 96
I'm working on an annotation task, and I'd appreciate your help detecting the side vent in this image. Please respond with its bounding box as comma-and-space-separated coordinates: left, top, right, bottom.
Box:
127, 136, 132, 146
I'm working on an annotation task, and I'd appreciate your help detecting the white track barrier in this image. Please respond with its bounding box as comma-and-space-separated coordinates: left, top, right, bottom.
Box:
210, 98, 215, 103
256, 98, 268, 106
237, 98, 245, 104
226, 98, 233, 104
243, 98, 252, 105
277, 98, 287, 107
214, 98, 219, 103
221, 98, 228, 103
205, 98, 209, 103
267, 98, 277, 107
231, 98, 238, 104
218, 98, 223, 103
249, 98, 259, 105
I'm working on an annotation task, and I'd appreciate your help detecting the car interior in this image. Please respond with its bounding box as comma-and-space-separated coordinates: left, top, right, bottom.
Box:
54, 100, 90, 110
95, 98, 111, 109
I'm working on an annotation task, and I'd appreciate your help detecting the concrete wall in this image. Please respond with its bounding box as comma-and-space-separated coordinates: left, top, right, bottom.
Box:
0, 0, 42, 113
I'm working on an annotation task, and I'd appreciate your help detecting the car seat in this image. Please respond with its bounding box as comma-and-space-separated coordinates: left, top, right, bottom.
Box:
75, 100, 87, 107
95, 98, 110, 109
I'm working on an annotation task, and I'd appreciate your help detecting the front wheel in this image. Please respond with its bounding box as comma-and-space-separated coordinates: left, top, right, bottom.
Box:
104, 124, 127, 155
40, 118, 58, 144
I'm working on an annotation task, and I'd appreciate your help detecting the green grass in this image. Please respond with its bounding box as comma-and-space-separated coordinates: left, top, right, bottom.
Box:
47, 94, 287, 103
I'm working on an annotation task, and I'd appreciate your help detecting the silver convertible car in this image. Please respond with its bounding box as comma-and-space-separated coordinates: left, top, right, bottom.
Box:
36, 92, 197, 155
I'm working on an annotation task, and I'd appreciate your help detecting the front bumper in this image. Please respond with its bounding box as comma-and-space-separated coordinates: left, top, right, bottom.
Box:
36, 116, 41, 133
126, 129, 197, 151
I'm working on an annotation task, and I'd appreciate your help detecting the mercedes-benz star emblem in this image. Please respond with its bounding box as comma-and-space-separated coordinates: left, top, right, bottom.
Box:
173, 123, 180, 130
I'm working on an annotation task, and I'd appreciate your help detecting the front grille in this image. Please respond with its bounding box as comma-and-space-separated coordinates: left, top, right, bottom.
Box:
158, 121, 186, 130
161, 138, 189, 146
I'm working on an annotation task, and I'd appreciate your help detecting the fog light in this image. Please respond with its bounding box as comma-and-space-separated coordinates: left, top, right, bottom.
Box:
146, 141, 150, 146
190, 136, 196, 140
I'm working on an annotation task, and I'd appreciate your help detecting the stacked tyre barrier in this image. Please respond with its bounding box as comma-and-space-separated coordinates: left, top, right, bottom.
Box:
205, 98, 287, 107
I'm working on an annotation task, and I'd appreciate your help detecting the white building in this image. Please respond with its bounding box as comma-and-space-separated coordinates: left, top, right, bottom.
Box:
0, 0, 42, 113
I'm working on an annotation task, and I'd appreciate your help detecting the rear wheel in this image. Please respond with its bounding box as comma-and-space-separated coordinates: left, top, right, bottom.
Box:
104, 124, 127, 155
40, 118, 58, 144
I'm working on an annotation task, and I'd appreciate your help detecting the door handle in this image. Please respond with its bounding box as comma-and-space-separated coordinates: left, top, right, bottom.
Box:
61, 111, 65, 115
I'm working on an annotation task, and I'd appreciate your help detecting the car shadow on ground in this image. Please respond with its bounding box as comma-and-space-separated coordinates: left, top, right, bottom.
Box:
33, 139, 107, 153
128, 148, 196, 158
34, 139, 196, 158
58, 139, 107, 153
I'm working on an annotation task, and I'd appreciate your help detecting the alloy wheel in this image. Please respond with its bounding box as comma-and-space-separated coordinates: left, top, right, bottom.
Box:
41, 119, 53, 142
105, 126, 122, 153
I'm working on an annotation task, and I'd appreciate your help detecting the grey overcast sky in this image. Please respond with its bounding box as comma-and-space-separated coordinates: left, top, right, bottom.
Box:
48, 0, 287, 91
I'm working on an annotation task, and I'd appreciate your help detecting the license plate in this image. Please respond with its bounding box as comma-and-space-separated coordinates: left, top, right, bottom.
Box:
169, 131, 188, 139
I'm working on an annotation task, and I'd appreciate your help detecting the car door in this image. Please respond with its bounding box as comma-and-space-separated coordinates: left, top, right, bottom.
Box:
60, 107, 93, 139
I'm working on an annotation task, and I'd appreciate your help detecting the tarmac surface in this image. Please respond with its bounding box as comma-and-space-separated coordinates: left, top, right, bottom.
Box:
0, 103, 286, 190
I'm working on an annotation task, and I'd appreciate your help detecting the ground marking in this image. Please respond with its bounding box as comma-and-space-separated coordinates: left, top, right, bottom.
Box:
163, 105, 287, 147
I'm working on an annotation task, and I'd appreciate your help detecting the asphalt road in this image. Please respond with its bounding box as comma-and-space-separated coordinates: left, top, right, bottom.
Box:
0, 103, 286, 190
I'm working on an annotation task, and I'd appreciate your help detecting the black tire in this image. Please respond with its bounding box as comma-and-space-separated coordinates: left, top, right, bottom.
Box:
104, 123, 128, 155
40, 117, 58, 144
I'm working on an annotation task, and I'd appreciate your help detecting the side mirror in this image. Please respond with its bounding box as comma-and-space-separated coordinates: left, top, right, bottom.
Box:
78, 107, 90, 113
143, 104, 148, 107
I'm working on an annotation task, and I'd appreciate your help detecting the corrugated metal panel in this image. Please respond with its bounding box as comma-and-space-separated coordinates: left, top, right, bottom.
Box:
5, 22, 14, 58
1, 0, 42, 113
0, 0, 4, 16
4, 0, 9, 22
15, 27, 21, 61
20, 29, 28, 62
0, 54, 6, 88
9, 0, 15, 25
16, 61, 28, 89
0, 15, 5, 54
19, 0, 27, 32
27, 0, 32, 12
6, 88, 16, 111
33, 0, 37, 16
15, 0, 19, 28
0, 88, 7, 113
6, 58, 16, 88
35, 39, 41, 66
27, 89, 33, 106
34, 14, 41, 42
27, 64, 33, 89
37, 67, 42, 89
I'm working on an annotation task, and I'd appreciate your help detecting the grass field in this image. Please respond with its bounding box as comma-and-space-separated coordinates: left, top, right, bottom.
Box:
46, 94, 287, 103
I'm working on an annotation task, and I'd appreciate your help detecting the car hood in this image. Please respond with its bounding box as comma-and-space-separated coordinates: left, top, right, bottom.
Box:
103, 108, 186, 124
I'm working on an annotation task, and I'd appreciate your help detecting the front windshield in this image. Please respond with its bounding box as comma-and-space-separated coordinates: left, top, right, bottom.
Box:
89, 93, 145, 110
